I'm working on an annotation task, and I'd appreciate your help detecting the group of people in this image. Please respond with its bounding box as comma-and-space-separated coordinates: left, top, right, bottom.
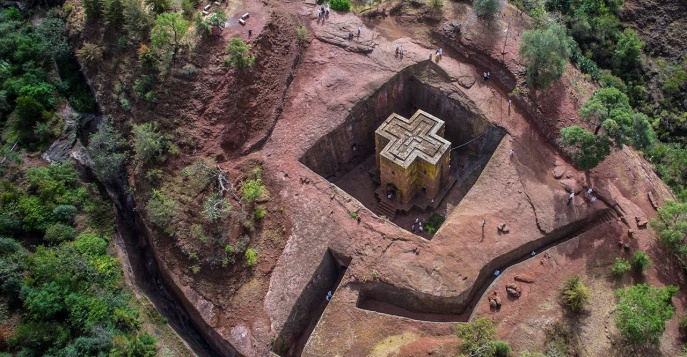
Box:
567, 187, 597, 206
316, 3, 330, 21
430, 48, 443, 62
482, 71, 491, 80
411, 217, 424, 233
395, 44, 405, 57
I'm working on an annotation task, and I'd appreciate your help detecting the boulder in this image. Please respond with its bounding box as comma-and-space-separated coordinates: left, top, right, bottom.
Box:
505, 283, 521, 298
498, 223, 510, 233
648, 191, 658, 210
514, 274, 535, 283
552, 166, 565, 179
635, 216, 648, 228
488, 291, 501, 309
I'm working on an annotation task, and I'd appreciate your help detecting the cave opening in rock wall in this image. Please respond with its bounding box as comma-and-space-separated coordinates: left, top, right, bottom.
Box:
300, 63, 505, 237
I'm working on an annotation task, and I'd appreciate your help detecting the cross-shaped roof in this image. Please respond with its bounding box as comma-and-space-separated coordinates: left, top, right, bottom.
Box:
376, 110, 451, 168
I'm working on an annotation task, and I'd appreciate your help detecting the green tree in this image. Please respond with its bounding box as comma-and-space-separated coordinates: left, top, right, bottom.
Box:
207, 10, 227, 27
0, 237, 27, 300
150, 12, 190, 64
612, 28, 643, 77
456, 317, 497, 357
579, 87, 632, 136
104, 0, 125, 29
132, 122, 166, 165
651, 200, 687, 264
561, 275, 590, 313
83, 0, 104, 20
649, 144, 687, 200
473, 0, 501, 17
561, 87, 655, 171
123, 0, 152, 40
88, 121, 129, 183
519, 23, 571, 89
44, 223, 76, 244
631, 250, 651, 273
225, 37, 255, 70
13, 95, 46, 137
146, 189, 177, 232
193, 12, 210, 38
615, 283, 678, 345
560, 125, 612, 171
611, 257, 631, 276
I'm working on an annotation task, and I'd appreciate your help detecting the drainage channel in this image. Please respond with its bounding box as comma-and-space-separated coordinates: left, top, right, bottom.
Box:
356, 209, 617, 322
273, 249, 350, 357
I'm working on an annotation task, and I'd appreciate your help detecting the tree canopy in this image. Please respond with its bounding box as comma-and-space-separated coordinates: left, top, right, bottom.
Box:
225, 37, 255, 70
519, 23, 571, 89
560, 125, 612, 171
651, 200, 687, 265
615, 283, 678, 345
561, 87, 655, 171
150, 12, 190, 64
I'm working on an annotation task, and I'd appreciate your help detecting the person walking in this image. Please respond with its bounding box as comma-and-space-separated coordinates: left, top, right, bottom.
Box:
567, 192, 574, 205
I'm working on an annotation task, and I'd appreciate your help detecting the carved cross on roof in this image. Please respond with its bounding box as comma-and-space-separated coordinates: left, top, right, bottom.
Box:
376, 110, 451, 168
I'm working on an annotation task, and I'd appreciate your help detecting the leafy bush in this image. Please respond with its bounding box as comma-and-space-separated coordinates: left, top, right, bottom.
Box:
181, 63, 197, 77
202, 194, 233, 222
631, 250, 651, 273
143, 90, 157, 103
0, 237, 27, 299
77, 43, 103, 65
296, 26, 308, 45
492, 340, 511, 357
241, 178, 265, 203
561, 275, 590, 313
456, 317, 496, 356
132, 122, 166, 165
612, 28, 644, 78
83, 0, 104, 20
146, 190, 178, 232
88, 121, 129, 183
616, 283, 678, 345
123, 0, 152, 40
133, 74, 155, 97
611, 257, 631, 276
424, 214, 445, 233
254, 205, 266, 220
44, 223, 76, 244
245, 248, 258, 267
652, 200, 687, 263
225, 38, 255, 70
329, 0, 350, 11
104, 0, 125, 28
189, 224, 208, 243
52, 204, 78, 223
